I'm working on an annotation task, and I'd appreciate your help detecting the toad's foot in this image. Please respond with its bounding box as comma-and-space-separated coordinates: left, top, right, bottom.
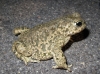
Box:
52, 64, 72, 72
21, 57, 40, 65
13, 26, 29, 36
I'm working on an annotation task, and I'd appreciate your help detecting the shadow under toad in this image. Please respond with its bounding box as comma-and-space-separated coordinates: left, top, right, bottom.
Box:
62, 28, 90, 52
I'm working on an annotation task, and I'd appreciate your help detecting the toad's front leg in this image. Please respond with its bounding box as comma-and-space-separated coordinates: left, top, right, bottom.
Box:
51, 47, 72, 72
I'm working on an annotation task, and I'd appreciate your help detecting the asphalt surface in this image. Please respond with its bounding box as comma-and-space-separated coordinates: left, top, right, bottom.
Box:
0, 0, 100, 74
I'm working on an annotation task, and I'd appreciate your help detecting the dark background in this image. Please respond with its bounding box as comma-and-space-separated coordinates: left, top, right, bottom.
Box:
0, 0, 100, 74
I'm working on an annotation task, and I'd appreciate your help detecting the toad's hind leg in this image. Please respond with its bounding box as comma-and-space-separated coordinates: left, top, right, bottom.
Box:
12, 41, 40, 65
13, 26, 29, 36
20, 56, 40, 65
51, 48, 72, 72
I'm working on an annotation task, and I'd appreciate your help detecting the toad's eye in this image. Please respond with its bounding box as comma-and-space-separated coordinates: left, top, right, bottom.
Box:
76, 22, 82, 27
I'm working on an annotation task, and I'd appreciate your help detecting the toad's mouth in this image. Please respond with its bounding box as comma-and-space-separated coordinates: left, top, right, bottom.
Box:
68, 25, 86, 36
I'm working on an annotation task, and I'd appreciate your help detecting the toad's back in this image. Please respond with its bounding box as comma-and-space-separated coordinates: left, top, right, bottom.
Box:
18, 13, 85, 47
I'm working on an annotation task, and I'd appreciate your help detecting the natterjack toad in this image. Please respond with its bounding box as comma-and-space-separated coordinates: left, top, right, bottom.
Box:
12, 13, 86, 72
